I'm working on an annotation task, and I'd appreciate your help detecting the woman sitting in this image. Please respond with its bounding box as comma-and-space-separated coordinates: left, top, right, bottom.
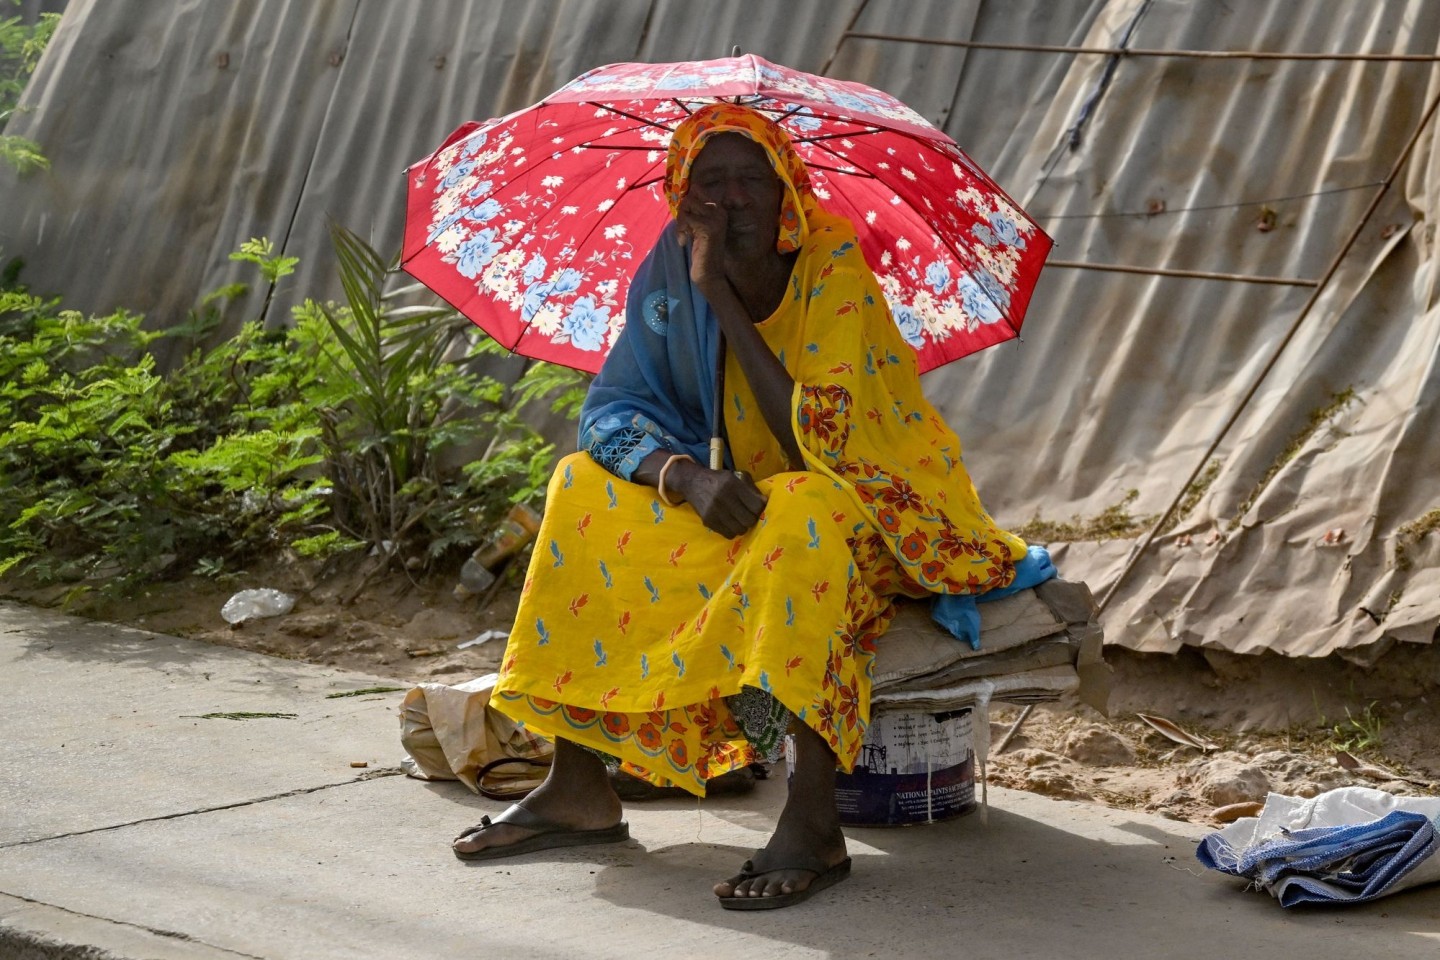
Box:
452, 102, 1028, 910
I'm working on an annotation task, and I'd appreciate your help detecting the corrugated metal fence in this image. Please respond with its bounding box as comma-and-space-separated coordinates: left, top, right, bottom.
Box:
4, 0, 1439, 658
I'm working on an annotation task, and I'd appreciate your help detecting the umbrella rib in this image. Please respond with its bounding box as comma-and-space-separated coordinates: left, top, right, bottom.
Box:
591, 102, 681, 132
634, 97, 920, 147
804, 136, 1018, 334
561, 154, 670, 287
804, 162, 877, 178
793, 127, 885, 144
579, 109, 890, 151
803, 136, 911, 185
628, 163, 874, 191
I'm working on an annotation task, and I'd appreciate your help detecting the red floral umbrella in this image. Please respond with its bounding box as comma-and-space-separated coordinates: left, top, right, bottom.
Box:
401, 54, 1051, 374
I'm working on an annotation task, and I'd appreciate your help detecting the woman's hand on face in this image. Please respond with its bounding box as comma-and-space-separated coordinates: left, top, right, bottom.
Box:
675, 194, 729, 298
669, 460, 766, 539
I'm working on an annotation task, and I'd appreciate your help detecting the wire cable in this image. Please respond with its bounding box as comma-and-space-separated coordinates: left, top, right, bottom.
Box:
1037, 181, 1387, 221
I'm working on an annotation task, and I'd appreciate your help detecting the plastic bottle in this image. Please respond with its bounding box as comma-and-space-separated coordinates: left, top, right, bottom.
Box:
220, 588, 296, 624
454, 556, 497, 598
473, 503, 543, 568
452, 503, 543, 600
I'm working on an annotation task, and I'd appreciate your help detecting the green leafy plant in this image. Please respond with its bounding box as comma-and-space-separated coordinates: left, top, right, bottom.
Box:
0, 236, 319, 588
0, 0, 59, 174
1329, 701, 1385, 754
230, 237, 300, 285
0, 280, 325, 588
0, 227, 584, 599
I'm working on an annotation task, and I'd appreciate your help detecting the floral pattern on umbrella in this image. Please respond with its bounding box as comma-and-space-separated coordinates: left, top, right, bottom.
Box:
403, 56, 1050, 374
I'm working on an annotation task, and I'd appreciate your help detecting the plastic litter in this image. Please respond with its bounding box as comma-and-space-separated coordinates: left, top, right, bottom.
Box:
457, 629, 508, 650
220, 588, 296, 624
452, 504, 543, 600
473, 504, 542, 569
453, 556, 496, 598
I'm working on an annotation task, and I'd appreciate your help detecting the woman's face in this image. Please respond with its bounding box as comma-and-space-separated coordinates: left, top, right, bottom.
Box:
685, 133, 784, 258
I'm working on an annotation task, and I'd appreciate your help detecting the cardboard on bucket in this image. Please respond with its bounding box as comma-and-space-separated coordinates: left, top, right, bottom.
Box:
789, 707, 976, 826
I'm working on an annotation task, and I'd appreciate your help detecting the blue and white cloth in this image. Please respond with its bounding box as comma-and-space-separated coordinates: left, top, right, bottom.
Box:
1196, 787, 1440, 907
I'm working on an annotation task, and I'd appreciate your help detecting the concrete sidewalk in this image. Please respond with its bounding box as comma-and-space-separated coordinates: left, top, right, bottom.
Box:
2, 600, 1437, 960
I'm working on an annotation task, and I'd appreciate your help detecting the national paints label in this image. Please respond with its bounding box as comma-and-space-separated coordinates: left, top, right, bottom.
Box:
832, 708, 975, 826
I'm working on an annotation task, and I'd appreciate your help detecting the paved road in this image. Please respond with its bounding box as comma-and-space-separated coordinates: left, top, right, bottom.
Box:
2, 601, 1437, 959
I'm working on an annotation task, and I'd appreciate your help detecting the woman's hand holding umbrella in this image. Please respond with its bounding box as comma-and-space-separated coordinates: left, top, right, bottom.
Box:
660, 456, 767, 540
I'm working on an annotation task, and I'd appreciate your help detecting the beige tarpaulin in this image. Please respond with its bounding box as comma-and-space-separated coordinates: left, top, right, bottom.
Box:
918, 0, 1440, 658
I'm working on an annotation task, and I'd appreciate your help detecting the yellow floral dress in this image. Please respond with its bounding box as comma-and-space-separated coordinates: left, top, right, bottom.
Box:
493, 211, 1026, 795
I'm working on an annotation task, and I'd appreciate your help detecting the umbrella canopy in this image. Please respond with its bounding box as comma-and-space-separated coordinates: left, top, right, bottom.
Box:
402, 54, 1051, 374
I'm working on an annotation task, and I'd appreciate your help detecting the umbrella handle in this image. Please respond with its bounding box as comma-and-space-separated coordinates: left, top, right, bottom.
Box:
710, 333, 727, 470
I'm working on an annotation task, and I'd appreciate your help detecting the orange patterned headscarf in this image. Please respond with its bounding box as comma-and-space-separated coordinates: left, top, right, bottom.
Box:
664, 102, 816, 254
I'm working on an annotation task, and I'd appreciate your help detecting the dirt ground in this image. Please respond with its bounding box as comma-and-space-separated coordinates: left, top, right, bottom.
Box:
10, 553, 1440, 827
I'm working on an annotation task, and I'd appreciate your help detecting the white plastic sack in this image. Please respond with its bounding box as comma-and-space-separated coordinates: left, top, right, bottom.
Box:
1197, 787, 1440, 906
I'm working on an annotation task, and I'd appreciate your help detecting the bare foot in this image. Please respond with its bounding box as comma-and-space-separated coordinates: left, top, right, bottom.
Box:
715, 719, 847, 901
713, 820, 848, 900
453, 741, 620, 857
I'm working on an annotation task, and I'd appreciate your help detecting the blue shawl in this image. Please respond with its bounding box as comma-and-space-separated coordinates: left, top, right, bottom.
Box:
578, 222, 730, 477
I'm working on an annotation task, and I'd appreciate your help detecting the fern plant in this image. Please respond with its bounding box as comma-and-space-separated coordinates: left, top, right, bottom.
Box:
303, 223, 581, 567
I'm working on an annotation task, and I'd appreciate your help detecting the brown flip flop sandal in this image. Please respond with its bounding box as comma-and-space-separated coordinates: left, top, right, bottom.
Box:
717, 854, 852, 910
452, 804, 629, 862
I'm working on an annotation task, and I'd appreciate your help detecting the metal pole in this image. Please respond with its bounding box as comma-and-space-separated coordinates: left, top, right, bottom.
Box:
993, 704, 1034, 755
818, 0, 872, 77
844, 32, 1440, 63
1045, 260, 1318, 288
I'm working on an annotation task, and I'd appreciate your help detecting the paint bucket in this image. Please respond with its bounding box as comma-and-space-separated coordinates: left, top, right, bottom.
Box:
788, 707, 976, 826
